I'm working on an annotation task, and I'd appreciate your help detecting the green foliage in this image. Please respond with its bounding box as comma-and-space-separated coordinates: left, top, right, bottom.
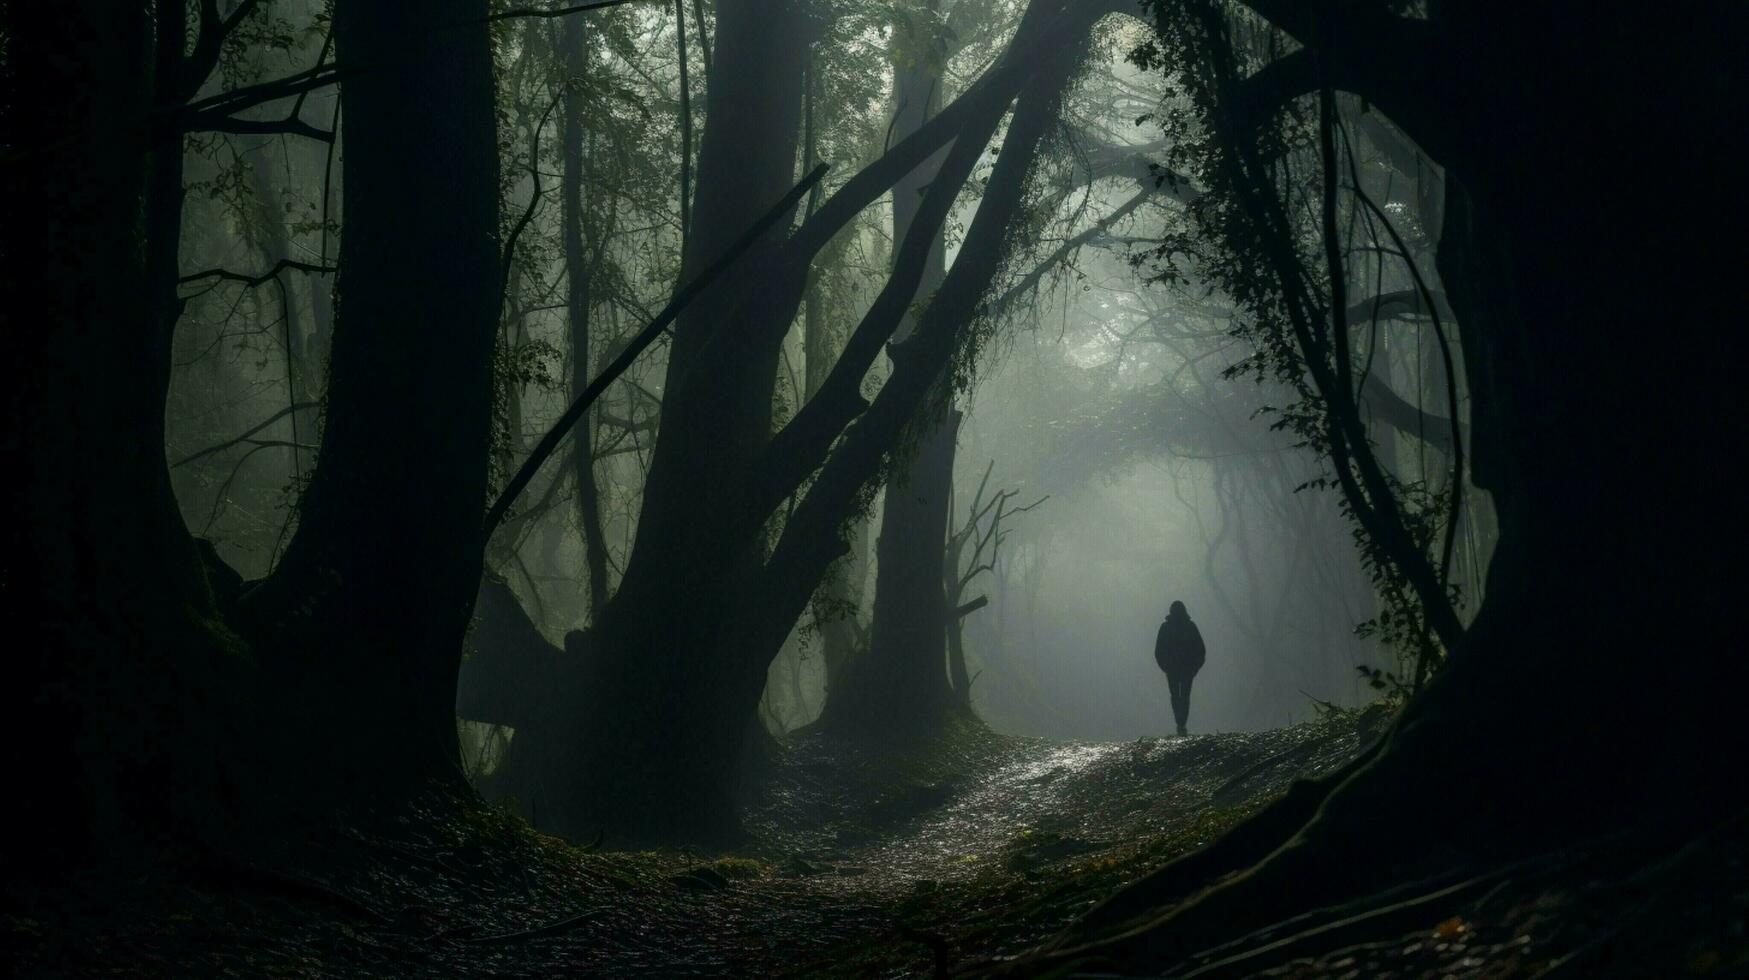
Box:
487, 336, 563, 491
1127, 0, 1464, 687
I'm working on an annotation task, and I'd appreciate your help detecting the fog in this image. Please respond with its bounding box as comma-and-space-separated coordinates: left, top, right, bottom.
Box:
756, 253, 1395, 741
29, 0, 1733, 972
139, 0, 1493, 804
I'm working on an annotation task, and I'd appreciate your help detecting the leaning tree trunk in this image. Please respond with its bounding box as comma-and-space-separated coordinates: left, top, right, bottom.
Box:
1034, 4, 1749, 972
798, 54, 871, 712
820, 29, 965, 736
803, 256, 870, 705
239, 0, 502, 792
544, 0, 813, 842
529, 0, 1121, 843
714, 9, 1098, 821
560, 14, 611, 618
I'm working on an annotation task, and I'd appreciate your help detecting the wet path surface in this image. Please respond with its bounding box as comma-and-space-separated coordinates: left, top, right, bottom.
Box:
748, 722, 1372, 886
688, 716, 1385, 975
10, 713, 1386, 978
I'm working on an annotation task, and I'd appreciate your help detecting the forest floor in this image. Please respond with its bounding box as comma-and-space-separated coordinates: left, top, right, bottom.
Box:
7, 703, 1747, 977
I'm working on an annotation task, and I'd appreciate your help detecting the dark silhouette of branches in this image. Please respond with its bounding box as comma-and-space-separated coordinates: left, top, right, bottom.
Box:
1349, 179, 1464, 590
482, 163, 830, 542
950, 461, 1048, 593
178, 63, 349, 126
178, 260, 337, 289
194, 114, 334, 141
178, 0, 264, 103
982, 184, 1156, 322
200, 440, 315, 535
488, 0, 645, 23
499, 90, 567, 318
173, 402, 321, 469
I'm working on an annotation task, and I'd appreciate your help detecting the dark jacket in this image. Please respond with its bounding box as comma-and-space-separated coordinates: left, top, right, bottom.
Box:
1154, 612, 1206, 677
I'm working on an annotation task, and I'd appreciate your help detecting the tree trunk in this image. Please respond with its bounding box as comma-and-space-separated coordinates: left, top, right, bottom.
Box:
561, 14, 611, 618
821, 17, 964, 736
727, 12, 1096, 780
240, 0, 502, 790
945, 588, 975, 707
537, 0, 1118, 843
1043, 4, 1749, 969
830, 413, 964, 731
546, 0, 813, 842
4, 1, 244, 875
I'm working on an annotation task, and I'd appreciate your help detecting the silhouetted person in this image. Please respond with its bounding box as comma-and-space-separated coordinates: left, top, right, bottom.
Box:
1154, 600, 1205, 736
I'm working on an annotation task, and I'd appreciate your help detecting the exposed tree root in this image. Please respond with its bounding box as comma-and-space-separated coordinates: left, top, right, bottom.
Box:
1063, 729, 1383, 944
1004, 664, 1742, 980
458, 907, 605, 945
1170, 856, 1553, 977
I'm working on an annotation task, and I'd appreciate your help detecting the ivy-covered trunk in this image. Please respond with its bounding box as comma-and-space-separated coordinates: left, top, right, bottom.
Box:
1050, 3, 1749, 968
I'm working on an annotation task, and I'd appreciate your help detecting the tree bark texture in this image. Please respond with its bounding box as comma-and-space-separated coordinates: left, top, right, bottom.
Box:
242, 0, 502, 788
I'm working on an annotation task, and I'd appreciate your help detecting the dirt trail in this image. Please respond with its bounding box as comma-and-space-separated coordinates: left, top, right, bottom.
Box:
693, 713, 1386, 976
7, 712, 1386, 978
745, 719, 1376, 895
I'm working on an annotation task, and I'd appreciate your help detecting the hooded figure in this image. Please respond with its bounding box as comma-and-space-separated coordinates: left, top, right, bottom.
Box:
1154, 600, 1205, 736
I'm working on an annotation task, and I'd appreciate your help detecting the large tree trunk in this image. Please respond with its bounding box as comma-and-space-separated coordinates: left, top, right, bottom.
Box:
240, 0, 501, 790
1041, 4, 1749, 970
4, 1, 244, 876
821, 32, 964, 736
799, 56, 869, 712
560, 15, 611, 618
719, 6, 1098, 801
828, 413, 963, 732
546, 0, 813, 842
528, 0, 1120, 843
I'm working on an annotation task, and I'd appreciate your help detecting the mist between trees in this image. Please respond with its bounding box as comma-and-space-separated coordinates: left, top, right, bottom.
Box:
149, 1, 1479, 785
10, 4, 1743, 952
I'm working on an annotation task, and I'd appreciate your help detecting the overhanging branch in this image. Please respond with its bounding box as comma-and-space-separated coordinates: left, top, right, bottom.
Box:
481, 164, 830, 545
173, 401, 321, 468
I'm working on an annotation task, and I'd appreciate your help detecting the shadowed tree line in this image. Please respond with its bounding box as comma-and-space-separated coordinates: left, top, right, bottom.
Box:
5, 3, 1745, 975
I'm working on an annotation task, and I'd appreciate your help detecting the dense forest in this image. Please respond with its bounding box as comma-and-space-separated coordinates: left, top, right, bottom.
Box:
4, 0, 1746, 976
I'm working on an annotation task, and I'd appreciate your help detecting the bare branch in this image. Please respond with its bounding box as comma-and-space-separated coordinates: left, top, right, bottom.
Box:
482, 164, 830, 543
178, 260, 336, 294
949, 595, 989, 621
180, 0, 264, 103
178, 63, 348, 122
173, 402, 321, 468
188, 111, 334, 142
500, 90, 567, 316
488, 0, 646, 22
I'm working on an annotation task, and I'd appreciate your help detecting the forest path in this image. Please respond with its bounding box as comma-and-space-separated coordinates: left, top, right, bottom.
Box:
11, 709, 1387, 978
681, 710, 1388, 975
742, 719, 1375, 897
